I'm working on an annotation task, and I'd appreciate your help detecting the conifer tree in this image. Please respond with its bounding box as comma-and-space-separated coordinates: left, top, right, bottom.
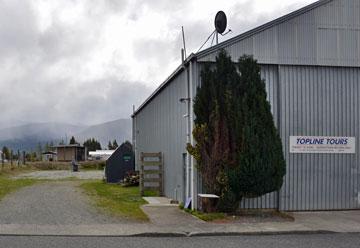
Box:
188, 50, 239, 209
69, 136, 77, 145
188, 50, 286, 212
112, 140, 118, 149
227, 55, 286, 199
83, 138, 102, 151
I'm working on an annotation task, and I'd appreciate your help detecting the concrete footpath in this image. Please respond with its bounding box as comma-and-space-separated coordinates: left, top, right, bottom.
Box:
0, 196, 359, 237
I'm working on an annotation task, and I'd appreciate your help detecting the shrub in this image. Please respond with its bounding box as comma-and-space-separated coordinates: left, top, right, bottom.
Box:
188, 50, 286, 212
123, 171, 139, 187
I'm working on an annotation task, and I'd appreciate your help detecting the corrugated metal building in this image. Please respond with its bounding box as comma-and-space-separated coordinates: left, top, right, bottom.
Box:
53, 144, 86, 162
132, 0, 360, 211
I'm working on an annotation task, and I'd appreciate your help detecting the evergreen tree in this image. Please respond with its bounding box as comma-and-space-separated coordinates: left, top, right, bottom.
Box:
2, 146, 10, 160
69, 136, 77, 145
227, 55, 286, 199
108, 141, 113, 150
188, 50, 286, 212
112, 139, 118, 149
188, 50, 239, 209
122, 140, 133, 151
83, 138, 102, 151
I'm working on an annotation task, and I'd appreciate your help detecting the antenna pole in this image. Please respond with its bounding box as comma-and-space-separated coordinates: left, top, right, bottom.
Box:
181, 26, 187, 58
215, 31, 219, 45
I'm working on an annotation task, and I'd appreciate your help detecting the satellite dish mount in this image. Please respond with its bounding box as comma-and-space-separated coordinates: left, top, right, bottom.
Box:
197, 10, 231, 52
214, 11, 227, 44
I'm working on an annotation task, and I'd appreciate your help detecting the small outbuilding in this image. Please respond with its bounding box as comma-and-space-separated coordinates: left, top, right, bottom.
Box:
53, 144, 85, 162
105, 142, 135, 183
88, 150, 115, 161
42, 151, 57, 161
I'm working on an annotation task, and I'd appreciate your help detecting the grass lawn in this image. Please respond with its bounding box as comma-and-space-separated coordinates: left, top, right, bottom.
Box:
0, 168, 38, 201
80, 181, 149, 222
179, 204, 225, 221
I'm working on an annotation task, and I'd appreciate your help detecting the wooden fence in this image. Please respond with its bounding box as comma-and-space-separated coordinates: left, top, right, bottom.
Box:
140, 152, 163, 196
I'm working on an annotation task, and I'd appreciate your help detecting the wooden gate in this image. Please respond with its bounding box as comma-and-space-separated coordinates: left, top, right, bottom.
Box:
140, 152, 163, 196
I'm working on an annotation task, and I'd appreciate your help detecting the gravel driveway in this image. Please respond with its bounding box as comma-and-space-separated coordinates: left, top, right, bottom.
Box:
13, 170, 104, 180
0, 181, 123, 225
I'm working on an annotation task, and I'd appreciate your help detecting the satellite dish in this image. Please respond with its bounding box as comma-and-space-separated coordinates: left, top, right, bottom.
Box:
214, 11, 227, 34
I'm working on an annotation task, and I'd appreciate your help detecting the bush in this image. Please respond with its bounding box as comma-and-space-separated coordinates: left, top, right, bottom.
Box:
188, 50, 286, 212
80, 161, 106, 170
123, 171, 139, 187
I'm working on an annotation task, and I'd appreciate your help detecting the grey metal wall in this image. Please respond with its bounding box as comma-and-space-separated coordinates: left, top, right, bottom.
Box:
198, 0, 360, 68
195, 63, 360, 210
134, 70, 188, 202
279, 65, 360, 210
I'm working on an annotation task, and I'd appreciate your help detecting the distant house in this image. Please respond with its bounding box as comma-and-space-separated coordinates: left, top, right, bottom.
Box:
105, 143, 134, 183
88, 150, 115, 161
42, 151, 57, 161
52, 144, 85, 162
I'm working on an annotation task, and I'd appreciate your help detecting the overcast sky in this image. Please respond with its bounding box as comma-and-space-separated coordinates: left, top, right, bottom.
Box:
0, 0, 316, 126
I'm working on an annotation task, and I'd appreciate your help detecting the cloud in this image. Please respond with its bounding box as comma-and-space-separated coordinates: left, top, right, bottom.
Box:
0, 0, 317, 126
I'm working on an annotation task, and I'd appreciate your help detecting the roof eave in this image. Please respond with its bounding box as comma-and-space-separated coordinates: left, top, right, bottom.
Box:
132, 53, 197, 117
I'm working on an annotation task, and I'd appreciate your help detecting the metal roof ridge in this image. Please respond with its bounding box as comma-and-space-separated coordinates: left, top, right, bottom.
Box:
132, 53, 196, 117
131, 0, 334, 117
196, 0, 334, 59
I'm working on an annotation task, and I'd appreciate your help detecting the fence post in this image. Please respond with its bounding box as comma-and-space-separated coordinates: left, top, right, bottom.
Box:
1, 152, 4, 170
10, 150, 13, 168
23, 151, 26, 165
159, 152, 163, 196
140, 152, 144, 196
17, 150, 20, 167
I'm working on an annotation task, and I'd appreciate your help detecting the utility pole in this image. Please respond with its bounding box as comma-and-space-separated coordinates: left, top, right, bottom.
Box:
23, 151, 26, 165
10, 150, 13, 168
17, 150, 20, 167
1, 152, 4, 170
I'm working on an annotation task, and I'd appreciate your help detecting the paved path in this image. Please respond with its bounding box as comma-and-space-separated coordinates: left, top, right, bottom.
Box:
13, 170, 104, 180
1, 234, 360, 248
141, 197, 205, 230
0, 181, 359, 236
0, 181, 120, 225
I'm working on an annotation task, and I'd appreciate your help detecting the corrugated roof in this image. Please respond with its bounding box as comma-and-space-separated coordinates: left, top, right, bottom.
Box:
132, 0, 333, 117
52, 144, 84, 148
196, 0, 333, 59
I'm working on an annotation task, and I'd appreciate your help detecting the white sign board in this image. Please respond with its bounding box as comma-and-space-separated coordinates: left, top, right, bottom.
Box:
290, 136, 355, 154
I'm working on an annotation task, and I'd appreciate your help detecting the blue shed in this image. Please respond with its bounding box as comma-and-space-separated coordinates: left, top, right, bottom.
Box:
105, 142, 135, 183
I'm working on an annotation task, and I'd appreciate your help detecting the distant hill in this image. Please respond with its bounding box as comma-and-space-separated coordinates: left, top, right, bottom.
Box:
0, 119, 132, 151
75, 119, 132, 148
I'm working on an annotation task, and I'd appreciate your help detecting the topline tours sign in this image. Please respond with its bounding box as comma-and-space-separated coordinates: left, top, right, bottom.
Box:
290, 136, 356, 154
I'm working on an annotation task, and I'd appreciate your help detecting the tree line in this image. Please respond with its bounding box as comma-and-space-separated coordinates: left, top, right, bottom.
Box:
1, 136, 122, 162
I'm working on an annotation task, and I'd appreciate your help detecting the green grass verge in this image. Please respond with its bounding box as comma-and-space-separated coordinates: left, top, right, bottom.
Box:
80, 181, 149, 221
179, 204, 226, 221
0, 171, 38, 201
143, 190, 159, 197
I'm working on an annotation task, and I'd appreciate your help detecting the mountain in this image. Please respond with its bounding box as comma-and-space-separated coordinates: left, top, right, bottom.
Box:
0, 122, 85, 141
75, 119, 132, 148
0, 120, 30, 130
0, 119, 132, 151
0, 122, 85, 151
